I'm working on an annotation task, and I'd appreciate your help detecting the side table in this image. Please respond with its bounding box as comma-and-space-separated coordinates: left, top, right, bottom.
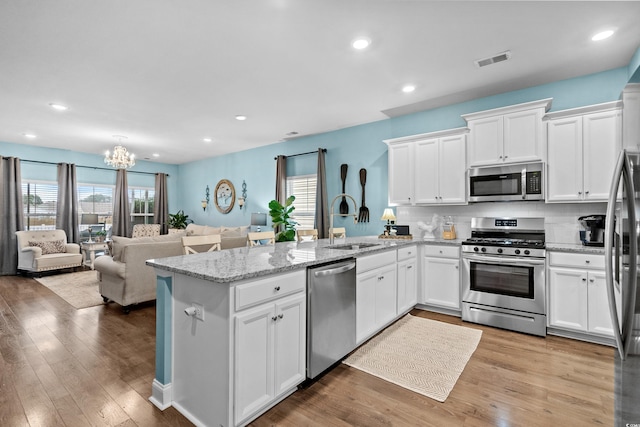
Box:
81, 241, 110, 270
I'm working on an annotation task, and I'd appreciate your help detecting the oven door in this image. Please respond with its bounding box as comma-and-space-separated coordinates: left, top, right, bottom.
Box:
462, 253, 545, 315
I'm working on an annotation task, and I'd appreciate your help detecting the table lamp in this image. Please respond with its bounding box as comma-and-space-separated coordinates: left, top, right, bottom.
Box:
381, 208, 396, 235
251, 212, 268, 232
81, 213, 99, 243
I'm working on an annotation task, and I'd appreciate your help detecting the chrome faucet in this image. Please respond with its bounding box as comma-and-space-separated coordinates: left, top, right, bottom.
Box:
329, 193, 358, 244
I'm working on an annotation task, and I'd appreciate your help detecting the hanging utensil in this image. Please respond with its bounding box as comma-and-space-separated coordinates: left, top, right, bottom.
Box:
340, 164, 349, 214
359, 168, 369, 222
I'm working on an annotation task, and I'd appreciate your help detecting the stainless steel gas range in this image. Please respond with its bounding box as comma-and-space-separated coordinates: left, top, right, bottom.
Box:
461, 217, 547, 336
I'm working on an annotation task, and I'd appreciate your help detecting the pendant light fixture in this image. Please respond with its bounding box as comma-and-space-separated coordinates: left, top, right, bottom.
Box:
104, 135, 135, 169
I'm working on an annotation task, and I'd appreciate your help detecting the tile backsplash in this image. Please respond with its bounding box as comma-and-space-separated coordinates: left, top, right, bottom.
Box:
396, 201, 607, 244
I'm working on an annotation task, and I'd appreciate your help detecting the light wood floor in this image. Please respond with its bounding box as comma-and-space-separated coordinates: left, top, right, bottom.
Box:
0, 274, 615, 426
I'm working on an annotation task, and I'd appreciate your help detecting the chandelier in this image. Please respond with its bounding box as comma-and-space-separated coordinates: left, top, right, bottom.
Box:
104, 135, 135, 169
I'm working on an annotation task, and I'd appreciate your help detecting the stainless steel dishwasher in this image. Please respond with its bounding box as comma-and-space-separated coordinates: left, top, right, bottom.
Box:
307, 259, 357, 379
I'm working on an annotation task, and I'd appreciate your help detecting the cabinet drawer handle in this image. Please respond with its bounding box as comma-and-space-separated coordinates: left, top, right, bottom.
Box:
585, 260, 590, 264
407, 265, 412, 269
274, 286, 281, 291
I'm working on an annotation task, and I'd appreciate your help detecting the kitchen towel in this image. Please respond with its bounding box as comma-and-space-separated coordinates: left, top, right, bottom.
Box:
343, 314, 482, 402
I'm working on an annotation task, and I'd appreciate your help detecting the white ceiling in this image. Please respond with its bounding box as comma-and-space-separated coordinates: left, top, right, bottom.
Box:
1, 1, 639, 165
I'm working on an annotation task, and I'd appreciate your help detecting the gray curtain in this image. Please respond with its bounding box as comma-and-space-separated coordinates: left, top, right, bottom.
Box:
112, 169, 131, 237
0, 156, 25, 275
154, 173, 169, 234
275, 155, 287, 205
56, 163, 79, 243
315, 149, 329, 238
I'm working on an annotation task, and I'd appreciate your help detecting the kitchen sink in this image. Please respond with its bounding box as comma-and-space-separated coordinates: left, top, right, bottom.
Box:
326, 242, 381, 250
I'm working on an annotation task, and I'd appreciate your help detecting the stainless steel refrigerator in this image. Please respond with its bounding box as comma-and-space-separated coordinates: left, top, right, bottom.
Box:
605, 149, 640, 424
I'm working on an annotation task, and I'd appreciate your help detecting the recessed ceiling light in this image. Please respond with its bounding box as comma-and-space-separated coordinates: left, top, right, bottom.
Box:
235, 115, 247, 121
352, 38, 371, 50
49, 103, 68, 111
592, 30, 614, 41
23, 133, 37, 138
203, 137, 212, 143
152, 153, 160, 158
402, 85, 416, 93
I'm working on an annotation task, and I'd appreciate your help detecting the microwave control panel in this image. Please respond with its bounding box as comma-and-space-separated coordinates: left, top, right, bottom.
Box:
526, 171, 542, 194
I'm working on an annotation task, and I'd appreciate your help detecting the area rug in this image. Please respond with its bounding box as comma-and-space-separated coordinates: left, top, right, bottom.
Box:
343, 314, 482, 402
34, 270, 104, 309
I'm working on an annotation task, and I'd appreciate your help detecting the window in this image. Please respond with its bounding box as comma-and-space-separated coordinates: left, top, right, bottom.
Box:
286, 174, 316, 230
22, 181, 57, 230
129, 187, 155, 226
78, 185, 114, 232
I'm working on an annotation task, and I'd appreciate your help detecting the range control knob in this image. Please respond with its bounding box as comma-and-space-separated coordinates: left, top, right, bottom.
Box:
497, 248, 503, 254
524, 250, 530, 255
515, 249, 521, 255
474, 247, 479, 252
481, 247, 487, 253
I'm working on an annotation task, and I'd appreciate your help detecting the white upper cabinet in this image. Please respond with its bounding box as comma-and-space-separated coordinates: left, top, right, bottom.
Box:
462, 98, 552, 167
385, 128, 467, 206
546, 101, 622, 202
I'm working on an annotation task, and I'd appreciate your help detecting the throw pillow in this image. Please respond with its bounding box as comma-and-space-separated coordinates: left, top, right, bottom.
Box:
28, 239, 66, 255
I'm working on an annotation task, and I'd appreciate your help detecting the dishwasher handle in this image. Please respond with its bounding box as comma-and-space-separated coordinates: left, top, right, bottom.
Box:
313, 261, 356, 277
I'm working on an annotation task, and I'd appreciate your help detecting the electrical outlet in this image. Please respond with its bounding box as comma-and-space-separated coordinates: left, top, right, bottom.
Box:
193, 303, 204, 321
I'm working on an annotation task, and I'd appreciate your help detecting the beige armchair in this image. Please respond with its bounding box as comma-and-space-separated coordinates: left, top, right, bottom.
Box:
16, 230, 82, 274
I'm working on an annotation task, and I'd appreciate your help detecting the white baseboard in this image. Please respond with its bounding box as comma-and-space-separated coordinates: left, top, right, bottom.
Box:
149, 379, 172, 410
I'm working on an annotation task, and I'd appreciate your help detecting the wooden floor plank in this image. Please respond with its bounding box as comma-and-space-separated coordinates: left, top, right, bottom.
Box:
0, 274, 619, 427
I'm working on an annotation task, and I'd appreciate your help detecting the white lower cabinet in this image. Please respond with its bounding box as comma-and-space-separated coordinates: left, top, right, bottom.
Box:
397, 246, 418, 314
548, 252, 613, 338
234, 292, 306, 425
171, 269, 306, 427
356, 251, 397, 344
422, 245, 461, 313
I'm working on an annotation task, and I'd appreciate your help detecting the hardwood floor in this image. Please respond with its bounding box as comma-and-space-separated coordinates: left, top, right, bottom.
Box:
0, 274, 615, 426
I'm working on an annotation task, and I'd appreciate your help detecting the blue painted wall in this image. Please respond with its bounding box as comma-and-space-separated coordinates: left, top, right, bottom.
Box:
2, 65, 634, 236
179, 66, 631, 236
0, 141, 179, 207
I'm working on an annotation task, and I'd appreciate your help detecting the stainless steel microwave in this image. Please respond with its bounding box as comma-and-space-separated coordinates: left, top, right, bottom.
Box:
468, 162, 544, 202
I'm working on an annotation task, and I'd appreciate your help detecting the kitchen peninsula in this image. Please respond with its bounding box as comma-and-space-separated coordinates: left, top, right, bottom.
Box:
146, 236, 459, 427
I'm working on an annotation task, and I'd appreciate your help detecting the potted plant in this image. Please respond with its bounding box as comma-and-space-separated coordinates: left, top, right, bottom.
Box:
268, 196, 298, 242
95, 230, 107, 242
167, 210, 193, 233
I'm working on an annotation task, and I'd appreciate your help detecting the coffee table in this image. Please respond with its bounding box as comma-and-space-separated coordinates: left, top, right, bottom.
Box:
81, 241, 110, 270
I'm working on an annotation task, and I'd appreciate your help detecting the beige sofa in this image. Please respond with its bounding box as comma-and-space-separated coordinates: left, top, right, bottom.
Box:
95, 233, 185, 312
16, 230, 82, 274
185, 224, 249, 250
94, 224, 249, 312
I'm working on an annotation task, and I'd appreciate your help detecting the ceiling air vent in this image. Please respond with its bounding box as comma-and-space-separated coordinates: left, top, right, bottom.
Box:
474, 51, 512, 68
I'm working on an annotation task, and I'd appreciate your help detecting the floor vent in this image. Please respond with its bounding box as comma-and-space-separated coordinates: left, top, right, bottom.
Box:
475, 51, 512, 68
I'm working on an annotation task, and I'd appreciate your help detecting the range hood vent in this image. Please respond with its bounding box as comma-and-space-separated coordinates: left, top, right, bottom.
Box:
475, 51, 512, 68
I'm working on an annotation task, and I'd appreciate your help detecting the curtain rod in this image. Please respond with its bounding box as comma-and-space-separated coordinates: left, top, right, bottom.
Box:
274, 148, 326, 160
20, 159, 169, 177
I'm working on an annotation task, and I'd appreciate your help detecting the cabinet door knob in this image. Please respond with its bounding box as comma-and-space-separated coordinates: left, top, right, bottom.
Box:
499, 155, 503, 159
582, 277, 587, 282
504, 155, 508, 159
585, 190, 590, 195
578, 191, 582, 195
272, 316, 278, 321
407, 265, 412, 269
589, 278, 595, 283
274, 286, 281, 291
455, 265, 459, 269
278, 314, 284, 319
585, 260, 590, 264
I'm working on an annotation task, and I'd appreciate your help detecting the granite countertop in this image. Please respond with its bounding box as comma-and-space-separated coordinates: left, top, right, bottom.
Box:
546, 243, 605, 255
146, 236, 463, 284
